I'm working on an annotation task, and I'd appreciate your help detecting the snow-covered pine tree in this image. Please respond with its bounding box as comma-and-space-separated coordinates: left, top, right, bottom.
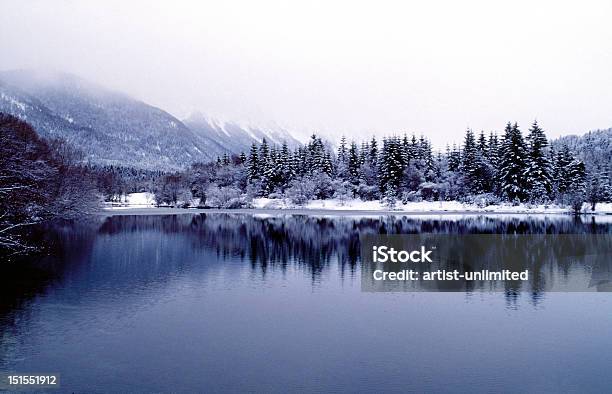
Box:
525, 120, 553, 202
261, 146, 283, 196
435, 150, 444, 180
316, 137, 328, 173
448, 144, 461, 172
322, 151, 334, 176
359, 141, 369, 166
417, 135, 427, 161
307, 134, 326, 173
567, 159, 587, 193
294, 147, 307, 177
369, 136, 378, 167
587, 166, 612, 211
348, 141, 360, 184
280, 141, 293, 186
499, 122, 529, 202
222, 153, 231, 165
553, 145, 574, 194
421, 138, 436, 181
247, 143, 259, 181
485, 132, 501, 194
259, 138, 270, 168
337, 135, 347, 163
409, 135, 418, 159
487, 132, 499, 165
378, 137, 403, 195
562, 158, 587, 213
460, 128, 485, 194
401, 134, 410, 165
260, 146, 277, 196
477, 131, 488, 156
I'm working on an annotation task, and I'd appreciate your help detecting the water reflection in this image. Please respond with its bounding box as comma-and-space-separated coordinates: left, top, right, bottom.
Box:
1, 213, 611, 392
3, 214, 611, 297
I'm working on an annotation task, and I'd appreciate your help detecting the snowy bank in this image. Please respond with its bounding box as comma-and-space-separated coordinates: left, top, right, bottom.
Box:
103, 192, 156, 209
252, 197, 612, 215
103, 193, 612, 215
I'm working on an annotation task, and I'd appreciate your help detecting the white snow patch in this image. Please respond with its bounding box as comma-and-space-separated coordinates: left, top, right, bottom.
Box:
1, 93, 27, 111
251, 198, 612, 214
104, 192, 156, 208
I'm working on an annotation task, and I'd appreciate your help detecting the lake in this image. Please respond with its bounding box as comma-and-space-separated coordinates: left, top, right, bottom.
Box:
1, 213, 612, 393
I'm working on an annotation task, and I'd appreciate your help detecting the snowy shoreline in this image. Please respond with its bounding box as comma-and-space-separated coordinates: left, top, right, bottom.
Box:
103, 192, 612, 216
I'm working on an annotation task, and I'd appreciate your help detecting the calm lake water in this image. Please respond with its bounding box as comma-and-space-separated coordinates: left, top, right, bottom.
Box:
1, 213, 612, 393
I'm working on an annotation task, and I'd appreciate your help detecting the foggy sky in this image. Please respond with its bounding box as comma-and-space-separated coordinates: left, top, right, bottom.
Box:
1, 0, 612, 147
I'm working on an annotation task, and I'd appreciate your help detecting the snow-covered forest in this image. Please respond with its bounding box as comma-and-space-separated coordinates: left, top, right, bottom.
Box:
3, 109, 612, 255
102, 121, 611, 213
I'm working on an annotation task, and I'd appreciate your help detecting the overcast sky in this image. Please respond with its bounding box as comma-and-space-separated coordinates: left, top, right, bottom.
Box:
1, 0, 612, 146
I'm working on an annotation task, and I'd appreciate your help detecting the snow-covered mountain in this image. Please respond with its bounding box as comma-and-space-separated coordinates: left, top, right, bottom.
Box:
0, 70, 299, 169
183, 111, 300, 154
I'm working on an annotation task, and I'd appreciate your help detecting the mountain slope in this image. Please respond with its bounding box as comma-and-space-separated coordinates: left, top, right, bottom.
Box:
552, 128, 612, 174
0, 70, 301, 169
183, 112, 300, 154
0, 70, 224, 169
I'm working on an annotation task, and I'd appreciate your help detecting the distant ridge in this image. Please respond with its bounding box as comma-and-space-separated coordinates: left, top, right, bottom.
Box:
0, 70, 300, 169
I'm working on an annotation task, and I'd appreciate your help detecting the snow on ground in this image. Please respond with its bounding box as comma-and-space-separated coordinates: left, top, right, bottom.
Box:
253, 197, 612, 214
104, 192, 156, 209
104, 193, 612, 215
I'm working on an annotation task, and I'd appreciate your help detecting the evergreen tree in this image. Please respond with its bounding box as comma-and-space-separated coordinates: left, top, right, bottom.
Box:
461, 129, 485, 194
409, 135, 419, 159
322, 151, 334, 176
369, 136, 378, 166
567, 159, 587, 193
261, 147, 282, 195
337, 136, 347, 163
417, 135, 427, 161
401, 134, 410, 165
448, 144, 461, 172
306, 134, 323, 173
280, 141, 293, 185
477, 131, 488, 156
487, 133, 500, 169
347, 141, 360, 184
525, 120, 553, 201
487, 132, 501, 193
247, 143, 260, 181
378, 137, 403, 195
294, 147, 307, 177
259, 138, 270, 168
553, 145, 574, 194
421, 138, 435, 181
435, 151, 444, 180
222, 153, 231, 166
359, 142, 369, 166
499, 122, 529, 201
587, 166, 612, 210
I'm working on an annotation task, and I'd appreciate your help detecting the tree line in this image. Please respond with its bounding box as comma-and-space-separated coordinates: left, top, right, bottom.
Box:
4, 113, 611, 256
145, 121, 610, 211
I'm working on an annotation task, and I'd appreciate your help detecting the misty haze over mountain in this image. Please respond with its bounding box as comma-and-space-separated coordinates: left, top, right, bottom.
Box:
0, 70, 299, 169
1, 1, 611, 147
